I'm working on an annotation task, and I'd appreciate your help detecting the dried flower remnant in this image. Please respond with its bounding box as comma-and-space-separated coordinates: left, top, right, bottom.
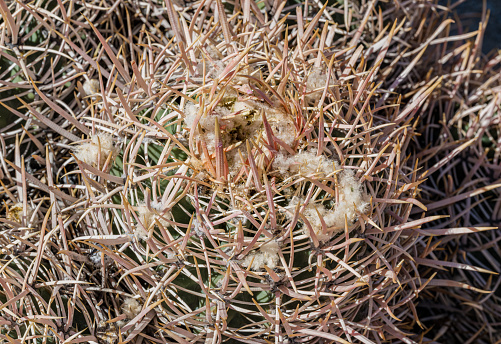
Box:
74, 133, 119, 169
95, 320, 119, 344
241, 240, 280, 270
6, 202, 39, 225
184, 98, 296, 177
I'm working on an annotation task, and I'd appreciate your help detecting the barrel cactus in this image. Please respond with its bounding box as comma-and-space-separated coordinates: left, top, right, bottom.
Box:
407, 6, 501, 342
62, 2, 445, 342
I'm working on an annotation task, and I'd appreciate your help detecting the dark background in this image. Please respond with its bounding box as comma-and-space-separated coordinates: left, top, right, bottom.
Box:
448, 0, 501, 54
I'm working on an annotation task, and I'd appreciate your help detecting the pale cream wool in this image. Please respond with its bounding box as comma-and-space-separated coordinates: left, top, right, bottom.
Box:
74, 133, 119, 169
115, 320, 127, 329
135, 204, 171, 240
274, 151, 338, 177
241, 241, 280, 270
183, 102, 200, 129
183, 102, 236, 153
226, 149, 246, 177
289, 197, 338, 242
122, 298, 142, 319
82, 79, 100, 96
288, 170, 369, 241
183, 100, 258, 169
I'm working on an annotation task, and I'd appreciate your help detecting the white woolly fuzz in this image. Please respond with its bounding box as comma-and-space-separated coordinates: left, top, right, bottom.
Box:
183, 102, 201, 129
241, 241, 280, 270
74, 133, 119, 169
274, 151, 338, 177
6, 202, 38, 225
135, 204, 171, 240
183, 101, 235, 153
288, 169, 369, 241
122, 298, 142, 319
82, 79, 100, 96
334, 169, 369, 225
116, 320, 127, 329
265, 107, 296, 147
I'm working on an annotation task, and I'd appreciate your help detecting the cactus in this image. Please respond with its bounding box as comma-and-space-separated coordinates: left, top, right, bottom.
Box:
406, 6, 501, 343
1, 0, 500, 343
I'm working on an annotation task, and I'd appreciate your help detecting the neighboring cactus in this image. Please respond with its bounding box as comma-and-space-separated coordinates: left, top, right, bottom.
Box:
1, 0, 499, 343
407, 9, 501, 343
